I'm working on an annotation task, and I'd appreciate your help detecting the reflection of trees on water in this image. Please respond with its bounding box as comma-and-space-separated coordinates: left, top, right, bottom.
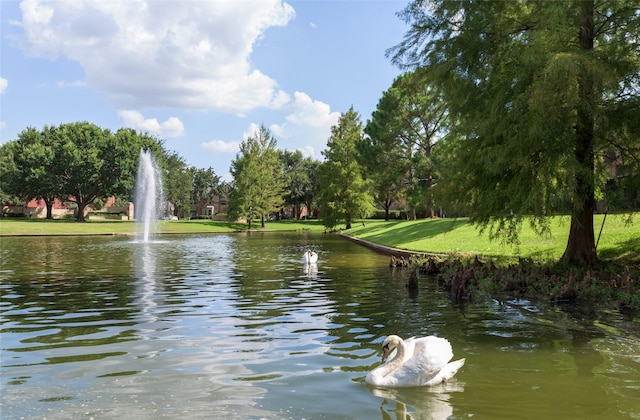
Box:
1, 237, 138, 360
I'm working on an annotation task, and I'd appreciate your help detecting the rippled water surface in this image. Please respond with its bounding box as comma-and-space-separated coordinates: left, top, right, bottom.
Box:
1, 233, 639, 419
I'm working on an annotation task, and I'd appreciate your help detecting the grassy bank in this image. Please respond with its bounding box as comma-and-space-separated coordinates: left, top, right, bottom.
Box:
345, 213, 639, 264
344, 213, 639, 309
0, 218, 327, 236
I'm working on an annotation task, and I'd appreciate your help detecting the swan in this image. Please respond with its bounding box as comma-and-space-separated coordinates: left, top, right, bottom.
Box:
303, 249, 318, 264
365, 335, 465, 388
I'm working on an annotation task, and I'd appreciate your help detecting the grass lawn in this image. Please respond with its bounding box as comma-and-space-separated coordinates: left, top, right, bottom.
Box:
345, 213, 639, 264
0, 218, 326, 236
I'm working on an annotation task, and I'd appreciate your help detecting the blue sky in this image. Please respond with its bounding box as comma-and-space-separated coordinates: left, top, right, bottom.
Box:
1, 0, 409, 180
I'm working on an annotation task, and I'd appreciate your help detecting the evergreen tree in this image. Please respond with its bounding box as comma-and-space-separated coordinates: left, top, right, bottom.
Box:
389, 0, 640, 264
317, 107, 375, 229
229, 125, 285, 228
363, 70, 448, 220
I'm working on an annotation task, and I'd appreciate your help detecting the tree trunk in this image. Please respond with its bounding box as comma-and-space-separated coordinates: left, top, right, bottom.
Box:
561, 0, 598, 266
45, 199, 53, 219
562, 203, 597, 265
76, 202, 87, 222
426, 194, 435, 218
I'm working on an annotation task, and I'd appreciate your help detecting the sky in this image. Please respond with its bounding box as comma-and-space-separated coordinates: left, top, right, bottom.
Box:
0, 0, 410, 181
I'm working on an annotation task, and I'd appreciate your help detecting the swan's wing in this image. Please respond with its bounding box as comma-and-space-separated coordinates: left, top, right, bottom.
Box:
402, 337, 455, 385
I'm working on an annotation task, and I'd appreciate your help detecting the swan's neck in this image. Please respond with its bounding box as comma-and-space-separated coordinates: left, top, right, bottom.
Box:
380, 340, 405, 378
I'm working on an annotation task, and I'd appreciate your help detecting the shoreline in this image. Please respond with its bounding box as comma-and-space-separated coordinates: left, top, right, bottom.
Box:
340, 233, 448, 259
0, 229, 301, 238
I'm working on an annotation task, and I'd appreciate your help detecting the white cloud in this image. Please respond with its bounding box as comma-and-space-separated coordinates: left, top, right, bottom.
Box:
201, 139, 241, 154
56, 79, 86, 88
270, 91, 340, 159
119, 110, 184, 138
17, 0, 295, 114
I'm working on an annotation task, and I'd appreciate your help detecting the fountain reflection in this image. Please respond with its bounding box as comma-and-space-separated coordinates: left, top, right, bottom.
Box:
134, 243, 158, 322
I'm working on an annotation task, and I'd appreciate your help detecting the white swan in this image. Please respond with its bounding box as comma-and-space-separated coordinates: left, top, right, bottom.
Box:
303, 249, 318, 264
365, 335, 465, 388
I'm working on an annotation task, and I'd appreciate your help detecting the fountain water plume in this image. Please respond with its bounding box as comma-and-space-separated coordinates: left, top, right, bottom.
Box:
134, 149, 164, 242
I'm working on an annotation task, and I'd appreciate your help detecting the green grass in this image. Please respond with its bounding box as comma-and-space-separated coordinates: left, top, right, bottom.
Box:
345, 213, 639, 264
0, 218, 327, 236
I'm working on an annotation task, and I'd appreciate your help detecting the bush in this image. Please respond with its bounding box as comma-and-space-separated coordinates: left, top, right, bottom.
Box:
2, 212, 25, 218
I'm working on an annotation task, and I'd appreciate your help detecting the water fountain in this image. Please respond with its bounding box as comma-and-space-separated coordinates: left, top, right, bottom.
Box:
134, 149, 164, 242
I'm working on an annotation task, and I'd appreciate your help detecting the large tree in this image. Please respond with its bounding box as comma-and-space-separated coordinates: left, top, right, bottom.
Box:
389, 0, 640, 265
53, 123, 162, 221
45, 122, 112, 221
363, 70, 448, 220
317, 107, 376, 229
361, 81, 410, 220
229, 125, 285, 229
4, 127, 62, 219
2, 124, 166, 221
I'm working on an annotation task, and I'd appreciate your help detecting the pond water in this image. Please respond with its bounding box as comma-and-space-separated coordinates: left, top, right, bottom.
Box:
1, 232, 639, 419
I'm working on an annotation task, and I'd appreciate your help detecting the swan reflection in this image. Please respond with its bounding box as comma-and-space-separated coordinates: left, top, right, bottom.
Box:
369, 381, 464, 420
304, 262, 318, 278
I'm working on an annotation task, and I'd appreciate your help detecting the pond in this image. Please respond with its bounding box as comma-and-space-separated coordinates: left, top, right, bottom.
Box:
1, 232, 639, 419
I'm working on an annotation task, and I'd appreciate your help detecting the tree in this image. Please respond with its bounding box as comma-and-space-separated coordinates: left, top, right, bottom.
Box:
280, 150, 320, 219
46, 122, 113, 221
363, 70, 448, 220
317, 107, 376, 229
4, 127, 62, 219
191, 167, 221, 217
229, 125, 285, 229
162, 152, 193, 218
2, 124, 165, 221
0, 142, 20, 205
361, 83, 410, 221
53, 123, 163, 222
389, 0, 640, 265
